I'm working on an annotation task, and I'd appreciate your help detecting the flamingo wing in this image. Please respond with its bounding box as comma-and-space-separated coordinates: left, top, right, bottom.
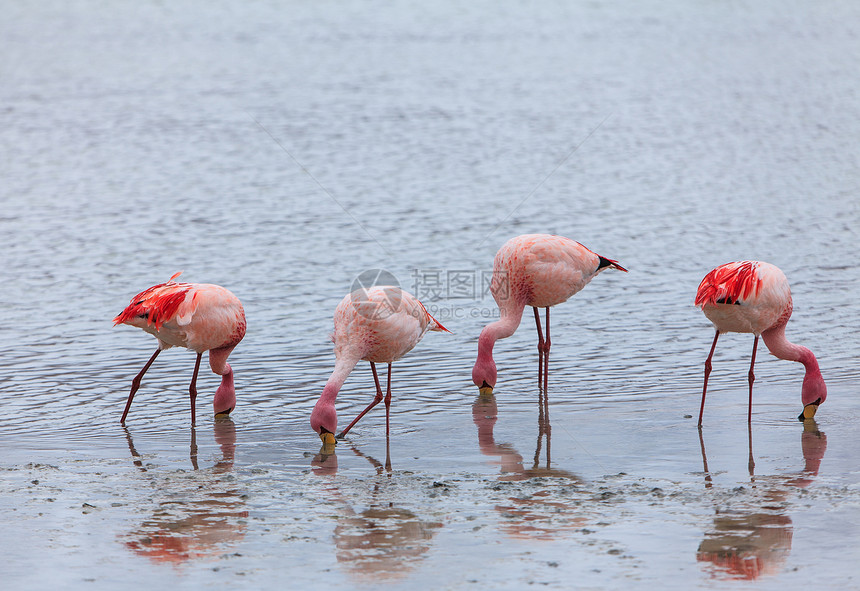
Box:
114, 281, 196, 331
596, 254, 628, 273
416, 299, 450, 333
695, 261, 763, 308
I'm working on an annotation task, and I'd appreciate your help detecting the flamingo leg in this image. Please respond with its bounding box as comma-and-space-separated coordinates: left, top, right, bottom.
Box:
190, 425, 199, 471
384, 364, 394, 471
698, 428, 712, 488
385, 436, 392, 473
121, 348, 161, 425
543, 384, 551, 466
748, 421, 756, 479
533, 307, 545, 389
189, 352, 202, 426
337, 362, 385, 439
748, 335, 759, 424
543, 307, 551, 392
698, 330, 720, 427
384, 363, 393, 439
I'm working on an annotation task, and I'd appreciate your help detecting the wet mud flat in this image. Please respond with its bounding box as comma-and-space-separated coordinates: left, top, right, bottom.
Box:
3, 384, 858, 590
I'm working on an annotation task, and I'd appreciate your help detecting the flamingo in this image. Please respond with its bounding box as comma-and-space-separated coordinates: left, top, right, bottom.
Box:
471, 234, 627, 394
695, 261, 826, 426
113, 272, 246, 425
310, 285, 449, 445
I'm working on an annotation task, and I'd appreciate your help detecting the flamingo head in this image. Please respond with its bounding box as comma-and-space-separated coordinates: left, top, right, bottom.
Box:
798, 370, 827, 422
472, 357, 497, 397
213, 366, 236, 417
310, 399, 338, 446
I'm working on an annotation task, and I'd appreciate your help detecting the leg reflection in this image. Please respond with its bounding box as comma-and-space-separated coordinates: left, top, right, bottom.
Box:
123, 425, 145, 471
310, 440, 441, 580
696, 419, 828, 580
472, 393, 585, 540
121, 418, 248, 565
533, 388, 552, 471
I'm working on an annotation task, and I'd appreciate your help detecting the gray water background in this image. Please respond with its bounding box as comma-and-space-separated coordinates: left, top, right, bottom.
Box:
2, 1, 859, 589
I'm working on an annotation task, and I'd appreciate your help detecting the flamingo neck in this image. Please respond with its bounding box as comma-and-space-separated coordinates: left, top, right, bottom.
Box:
761, 325, 817, 369
321, 357, 357, 402
478, 305, 525, 361
472, 301, 525, 388
209, 345, 234, 375
478, 303, 524, 358
311, 355, 359, 434
762, 324, 826, 406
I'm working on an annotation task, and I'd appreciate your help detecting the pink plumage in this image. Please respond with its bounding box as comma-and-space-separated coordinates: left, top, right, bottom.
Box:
695, 261, 826, 425
310, 286, 449, 443
471, 234, 627, 393
114, 272, 246, 425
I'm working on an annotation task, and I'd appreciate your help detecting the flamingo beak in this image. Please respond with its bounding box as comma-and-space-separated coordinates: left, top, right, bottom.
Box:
214, 407, 233, 418
320, 431, 337, 446
798, 403, 819, 422
478, 383, 494, 397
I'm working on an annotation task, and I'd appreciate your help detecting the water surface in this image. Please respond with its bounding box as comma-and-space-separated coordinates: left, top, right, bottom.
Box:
2, 1, 859, 589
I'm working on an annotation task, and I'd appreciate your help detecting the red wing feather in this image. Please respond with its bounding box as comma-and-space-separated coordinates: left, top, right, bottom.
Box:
695, 261, 762, 307
113, 282, 193, 331
602, 256, 628, 273
416, 299, 451, 333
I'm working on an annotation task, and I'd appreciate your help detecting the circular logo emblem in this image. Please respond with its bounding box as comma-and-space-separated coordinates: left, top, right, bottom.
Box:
350, 269, 402, 319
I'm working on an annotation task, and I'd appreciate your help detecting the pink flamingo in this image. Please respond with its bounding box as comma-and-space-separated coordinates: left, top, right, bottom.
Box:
113, 272, 246, 425
311, 286, 449, 445
695, 261, 826, 426
471, 234, 627, 394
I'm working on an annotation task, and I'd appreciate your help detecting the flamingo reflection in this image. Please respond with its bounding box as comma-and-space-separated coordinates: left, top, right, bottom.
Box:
473, 391, 587, 539
311, 442, 442, 580
122, 418, 248, 565
697, 420, 827, 580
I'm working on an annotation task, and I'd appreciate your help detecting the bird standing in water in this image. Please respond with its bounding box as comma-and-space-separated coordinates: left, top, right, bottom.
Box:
695, 261, 826, 426
311, 286, 449, 445
471, 234, 627, 394
114, 272, 246, 425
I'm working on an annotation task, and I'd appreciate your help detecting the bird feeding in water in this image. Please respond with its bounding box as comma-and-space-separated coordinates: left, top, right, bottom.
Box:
311, 285, 449, 446
694, 261, 826, 426
113, 272, 246, 425
471, 234, 627, 394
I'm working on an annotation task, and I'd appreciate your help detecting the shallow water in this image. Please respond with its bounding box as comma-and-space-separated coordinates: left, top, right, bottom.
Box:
2, 1, 860, 589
